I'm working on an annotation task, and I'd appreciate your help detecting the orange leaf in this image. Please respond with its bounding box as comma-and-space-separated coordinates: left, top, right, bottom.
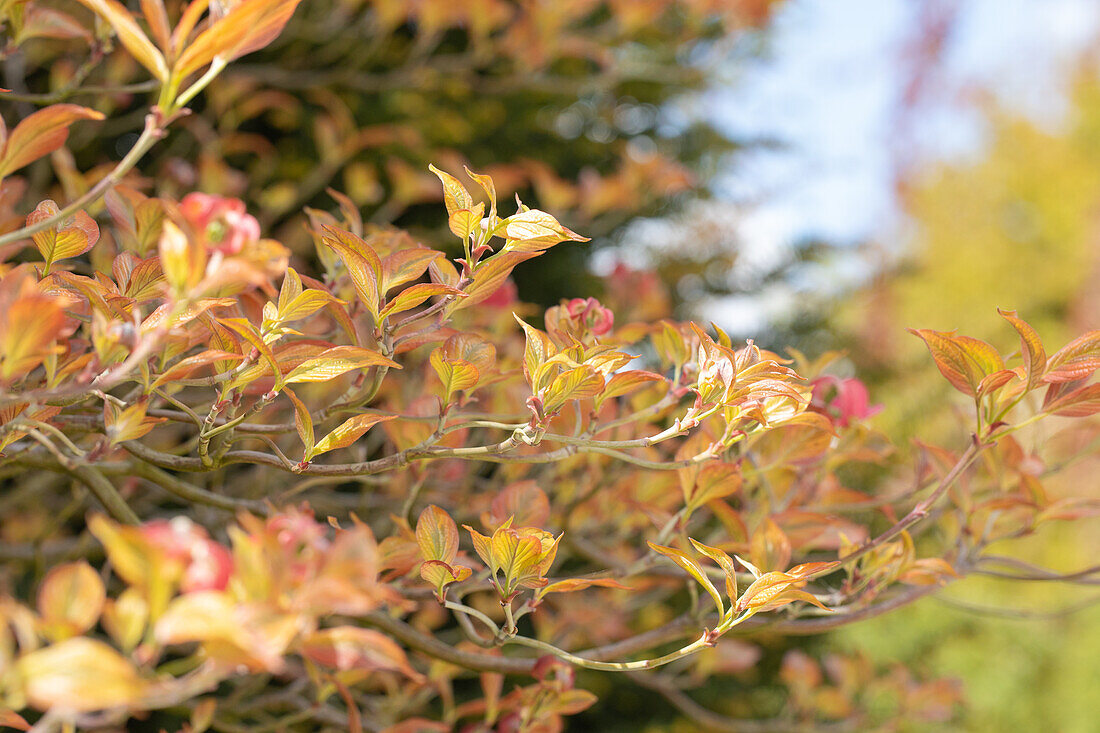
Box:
453, 251, 542, 311
908, 328, 980, 397
381, 248, 445, 292
1043, 383, 1100, 418
416, 505, 460, 564
36, 562, 106, 640
998, 309, 1046, 389
0, 105, 104, 178
28, 201, 100, 271
150, 349, 243, 390
307, 413, 394, 461
298, 626, 423, 681
174, 0, 303, 79
73, 0, 168, 81
380, 282, 464, 319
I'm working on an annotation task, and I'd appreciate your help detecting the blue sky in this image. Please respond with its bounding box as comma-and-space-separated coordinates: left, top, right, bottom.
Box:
660, 0, 1100, 332
711, 0, 1100, 250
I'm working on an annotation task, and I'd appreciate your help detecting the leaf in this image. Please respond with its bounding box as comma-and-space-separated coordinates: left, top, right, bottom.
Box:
907, 328, 980, 396
380, 282, 464, 319
515, 315, 555, 389
0, 285, 66, 382
1044, 330, 1100, 383
150, 349, 243, 389
381, 248, 445, 292
543, 365, 605, 412
430, 348, 479, 403
452, 251, 541, 311
647, 541, 724, 618
284, 345, 398, 384
0, 105, 105, 178
735, 571, 799, 613
684, 462, 741, 514
595, 370, 665, 408
139, 0, 170, 51
321, 226, 381, 320
1043, 383, 1100, 418
284, 387, 314, 455
419, 560, 472, 601
415, 505, 460, 564
428, 164, 473, 216
308, 413, 395, 460
36, 562, 106, 640
104, 399, 165, 445
279, 288, 340, 323
977, 369, 1018, 398
998, 308, 1046, 389
501, 208, 588, 249
174, 0, 303, 79
29, 200, 100, 270
688, 538, 739, 606
464, 525, 493, 570
16, 638, 145, 712
299, 627, 423, 681
749, 518, 792, 572
448, 204, 484, 241
218, 317, 282, 388
483, 481, 549, 530
463, 165, 498, 225
72, 0, 168, 82
536, 577, 632, 600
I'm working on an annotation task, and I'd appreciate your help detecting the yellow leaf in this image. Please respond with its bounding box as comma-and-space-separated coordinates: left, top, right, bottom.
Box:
307, 413, 395, 460
36, 562, 105, 640
415, 505, 459, 564
428, 164, 473, 216
648, 541, 725, 619
429, 348, 480, 403
284, 345, 398, 384
173, 0, 303, 79
448, 203, 485, 241
17, 638, 145, 712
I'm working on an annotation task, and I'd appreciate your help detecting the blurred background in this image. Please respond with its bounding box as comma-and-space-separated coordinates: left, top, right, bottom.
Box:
8, 0, 1100, 729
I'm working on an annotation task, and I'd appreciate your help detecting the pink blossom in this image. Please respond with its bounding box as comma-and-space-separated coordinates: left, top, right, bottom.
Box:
180, 192, 260, 255
141, 518, 234, 592
564, 297, 614, 336
811, 376, 883, 428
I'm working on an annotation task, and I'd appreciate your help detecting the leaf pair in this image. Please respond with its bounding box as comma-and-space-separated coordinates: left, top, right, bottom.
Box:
649, 539, 837, 621
75, 0, 301, 87
465, 519, 561, 598
415, 505, 472, 602
286, 389, 393, 464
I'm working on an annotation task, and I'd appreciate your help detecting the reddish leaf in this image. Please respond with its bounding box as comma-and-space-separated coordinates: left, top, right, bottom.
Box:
0, 105, 105, 179
998, 309, 1046, 389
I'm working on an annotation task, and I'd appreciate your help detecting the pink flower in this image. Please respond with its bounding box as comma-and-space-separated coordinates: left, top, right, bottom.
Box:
180, 192, 260, 255
811, 376, 883, 428
563, 297, 614, 336
141, 518, 234, 592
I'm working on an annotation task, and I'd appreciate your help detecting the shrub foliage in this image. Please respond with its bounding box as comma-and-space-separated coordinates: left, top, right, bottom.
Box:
1, 2, 1099, 732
